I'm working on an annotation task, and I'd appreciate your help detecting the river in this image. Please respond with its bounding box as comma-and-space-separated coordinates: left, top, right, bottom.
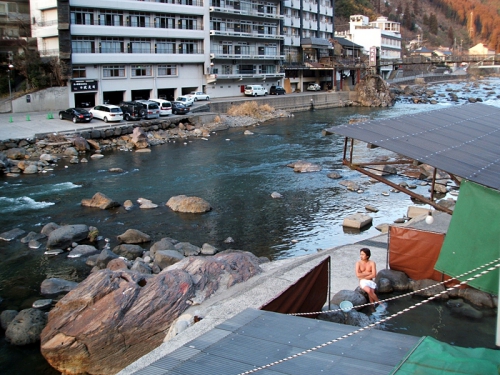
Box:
1, 77, 499, 374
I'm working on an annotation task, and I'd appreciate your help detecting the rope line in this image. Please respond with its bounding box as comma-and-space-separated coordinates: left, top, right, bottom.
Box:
237, 261, 500, 375
290, 257, 500, 316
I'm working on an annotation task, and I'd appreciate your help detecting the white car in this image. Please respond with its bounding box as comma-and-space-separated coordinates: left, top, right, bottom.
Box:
307, 83, 321, 91
176, 95, 195, 107
188, 91, 210, 101
90, 104, 123, 122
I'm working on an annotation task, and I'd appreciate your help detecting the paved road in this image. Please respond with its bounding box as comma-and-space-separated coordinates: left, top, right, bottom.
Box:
0, 103, 208, 141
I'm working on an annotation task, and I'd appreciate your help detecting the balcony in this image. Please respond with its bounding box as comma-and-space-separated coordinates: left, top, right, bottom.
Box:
210, 30, 283, 40
214, 72, 285, 80
210, 52, 283, 60
209, 6, 283, 19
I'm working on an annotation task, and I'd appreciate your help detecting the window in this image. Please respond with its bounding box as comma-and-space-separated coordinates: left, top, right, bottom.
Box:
260, 64, 276, 73
155, 14, 175, 29
178, 16, 197, 30
72, 37, 95, 53
178, 40, 198, 54
222, 65, 232, 74
103, 65, 125, 77
130, 39, 151, 53
98, 10, 123, 26
100, 38, 124, 53
129, 13, 150, 28
238, 64, 254, 74
72, 66, 86, 78
131, 65, 152, 77
158, 64, 177, 76
212, 18, 226, 31
71, 8, 94, 25
156, 39, 175, 53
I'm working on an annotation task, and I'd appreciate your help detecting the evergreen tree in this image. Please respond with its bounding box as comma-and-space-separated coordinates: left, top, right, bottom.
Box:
448, 26, 454, 47
429, 13, 438, 35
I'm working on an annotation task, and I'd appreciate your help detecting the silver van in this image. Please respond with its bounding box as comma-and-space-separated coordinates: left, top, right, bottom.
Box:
135, 100, 161, 119
149, 99, 172, 116
244, 85, 268, 97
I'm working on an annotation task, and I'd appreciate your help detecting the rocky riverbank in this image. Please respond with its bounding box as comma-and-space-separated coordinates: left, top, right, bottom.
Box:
0, 103, 292, 177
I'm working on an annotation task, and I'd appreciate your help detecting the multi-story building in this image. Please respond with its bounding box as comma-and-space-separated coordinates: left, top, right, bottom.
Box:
336, 15, 401, 79
281, 0, 335, 92
31, 0, 210, 107
1, 0, 31, 66
30, 0, 337, 104
207, 0, 285, 96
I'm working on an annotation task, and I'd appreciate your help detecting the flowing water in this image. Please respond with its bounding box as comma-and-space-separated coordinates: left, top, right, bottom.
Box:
1, 78, 499, 374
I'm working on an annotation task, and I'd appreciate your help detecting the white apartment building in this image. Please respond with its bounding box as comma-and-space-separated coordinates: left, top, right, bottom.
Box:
336, 15, 401, 79
31, 0, 210, 107
207, 0, 285, 96
30, 0, 336, 104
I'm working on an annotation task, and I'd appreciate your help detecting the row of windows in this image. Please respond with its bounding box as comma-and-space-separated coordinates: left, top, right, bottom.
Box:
211, 19, 278, 34
211, 43, 278, 55
71, 8, 202, 30
210, 0, 277, 16
72, 38, 203, 54
72, 65, 178, 78
213, 64, 277, 74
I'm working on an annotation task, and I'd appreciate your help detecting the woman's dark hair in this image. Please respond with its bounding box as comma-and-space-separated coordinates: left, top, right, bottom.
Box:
360, 248, 371, 259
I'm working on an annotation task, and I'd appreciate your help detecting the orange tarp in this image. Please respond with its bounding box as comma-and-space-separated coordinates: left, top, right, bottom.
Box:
388, 226, 449, 282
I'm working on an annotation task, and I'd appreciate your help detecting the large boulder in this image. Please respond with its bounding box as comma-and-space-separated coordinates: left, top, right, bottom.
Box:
40, 251, 261, 375
46, 224, 89, 250
375, 269, 410, 291
166, 195, 212, 213
131, 127, 149, 149
40, 278, 79, 296
356, 75, 395, 107
149, 237, 178, 258
81, 192, 120, 210
154, 250, 184, 269
286, 160, 322, 173
117, 229, 151, 244
112, 244, 145, 260
5, 308, 48, 345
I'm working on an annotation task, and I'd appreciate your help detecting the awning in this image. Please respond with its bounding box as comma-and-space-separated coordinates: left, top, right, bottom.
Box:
325, 103, 500, 191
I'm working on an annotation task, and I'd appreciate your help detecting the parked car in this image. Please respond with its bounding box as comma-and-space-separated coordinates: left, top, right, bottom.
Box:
175, 96, 195, 107
244, 85, 268, 96
148, 98, 172, 116
135, 100, 161, 119
120, 101, 144, 121
58, 108, 93, 123
270, 85, 286, 95
307, 83, 321, 91
172, 102, 190, 115
90, 104, 123, 122
188, 91, 210, 101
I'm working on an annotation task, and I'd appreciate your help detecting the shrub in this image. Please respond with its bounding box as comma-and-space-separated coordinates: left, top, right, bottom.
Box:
227, 101, 275, 118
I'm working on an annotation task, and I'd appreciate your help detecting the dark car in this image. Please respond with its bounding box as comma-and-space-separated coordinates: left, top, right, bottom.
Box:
270, 85, 286, 95
120, 101, 144, 121
58, 108, 93, 123
172, 101, 190, 115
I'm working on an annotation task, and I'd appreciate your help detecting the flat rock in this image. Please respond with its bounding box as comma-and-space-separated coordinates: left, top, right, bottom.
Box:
0, 228, 26, 241
342, 213, 372, 229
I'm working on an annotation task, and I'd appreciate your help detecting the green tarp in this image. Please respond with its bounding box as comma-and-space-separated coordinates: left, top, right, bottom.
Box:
392, 336, 500, 375
434, 180, 500, 295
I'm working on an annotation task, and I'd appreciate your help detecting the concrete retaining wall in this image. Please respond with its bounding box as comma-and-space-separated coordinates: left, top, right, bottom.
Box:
209, 91, 355, 113
12, 87, 69, 113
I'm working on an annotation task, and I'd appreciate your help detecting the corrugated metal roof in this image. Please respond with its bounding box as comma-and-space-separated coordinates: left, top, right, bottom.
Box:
324, 103, 500, 191
132, 309, 421, 375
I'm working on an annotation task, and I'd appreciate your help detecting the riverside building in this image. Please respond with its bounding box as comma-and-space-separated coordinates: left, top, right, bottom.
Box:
30, 0, 335, 104
335, 15, 402, 79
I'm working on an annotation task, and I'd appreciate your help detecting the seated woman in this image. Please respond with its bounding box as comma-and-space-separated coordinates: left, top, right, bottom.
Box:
355, 247, 380, 305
